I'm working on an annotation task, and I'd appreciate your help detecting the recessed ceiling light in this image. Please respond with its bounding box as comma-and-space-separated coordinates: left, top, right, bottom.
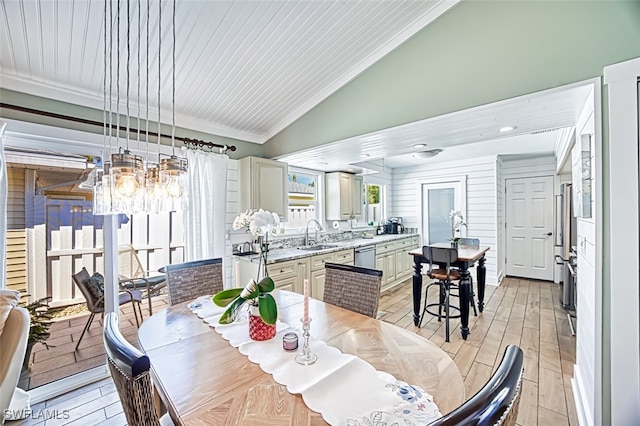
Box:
347, 168, 355, 172
318, 161, 328, 166
360, 154, 370, 158
499, 125, 517, 132
413, 143, 427, 149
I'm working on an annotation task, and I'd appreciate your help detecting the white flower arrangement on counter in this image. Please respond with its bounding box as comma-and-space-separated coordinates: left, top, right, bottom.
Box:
232, 209, 281, 236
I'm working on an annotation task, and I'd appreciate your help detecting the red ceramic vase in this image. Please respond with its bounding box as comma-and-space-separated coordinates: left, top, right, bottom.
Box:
248, 306, 276, 341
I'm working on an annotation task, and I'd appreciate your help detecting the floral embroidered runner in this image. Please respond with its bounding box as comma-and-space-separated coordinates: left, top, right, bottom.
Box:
190, 295, 442, 425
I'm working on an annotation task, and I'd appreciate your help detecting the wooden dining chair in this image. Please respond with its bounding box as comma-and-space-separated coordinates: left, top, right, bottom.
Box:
427, 345, 524, 426
419, 246, 461, 342
72, 268, 143, 350
103, 313, 174, 426
323, 262, 383, 318
165, 258, 224, 306
118, 245, 167, 315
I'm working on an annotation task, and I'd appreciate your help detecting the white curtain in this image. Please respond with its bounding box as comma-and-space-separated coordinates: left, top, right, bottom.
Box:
0, 120, 7, 288
182, 148, 228, 261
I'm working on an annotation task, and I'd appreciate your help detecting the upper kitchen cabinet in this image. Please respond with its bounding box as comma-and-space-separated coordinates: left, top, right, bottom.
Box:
238, 156, 288, 220
325, 172, 363, 220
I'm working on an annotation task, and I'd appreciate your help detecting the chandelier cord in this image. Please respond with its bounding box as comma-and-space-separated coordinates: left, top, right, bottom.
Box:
103, 0, 107, 150
145, 0, 150, 158
157, 0, 162, 162
108, 0, 113, 154
116, 0, 120, 151
125, 0, 131, 150
136, 0, 141, 152
171, 0, 176, 156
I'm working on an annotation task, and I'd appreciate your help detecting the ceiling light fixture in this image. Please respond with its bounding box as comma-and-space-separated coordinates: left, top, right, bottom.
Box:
413, 149, 442, 159
499, 125, 517, 132
95, 0, 187, 216
360, 154, 370, 158
413, 143, 427, 149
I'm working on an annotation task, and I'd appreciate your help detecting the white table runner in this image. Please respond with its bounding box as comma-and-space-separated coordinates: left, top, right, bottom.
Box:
191, 295, 441, 425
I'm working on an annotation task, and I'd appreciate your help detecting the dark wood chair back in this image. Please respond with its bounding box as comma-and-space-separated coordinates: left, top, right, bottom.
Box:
103, 313, 160, 426
165, 258, 224, 305
323, 262, 383, 318
422, 246, 458, 280
427, 345, 524, 426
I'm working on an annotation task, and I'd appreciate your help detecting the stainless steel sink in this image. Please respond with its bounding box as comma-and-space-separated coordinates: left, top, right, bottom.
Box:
298, 244, 339, 251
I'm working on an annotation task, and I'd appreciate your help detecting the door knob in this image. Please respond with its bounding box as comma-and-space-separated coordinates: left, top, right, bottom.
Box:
545, 232, 552, 236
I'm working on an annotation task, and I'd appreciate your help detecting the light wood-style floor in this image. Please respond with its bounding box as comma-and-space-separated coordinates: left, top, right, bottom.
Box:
9, 277, 577, 426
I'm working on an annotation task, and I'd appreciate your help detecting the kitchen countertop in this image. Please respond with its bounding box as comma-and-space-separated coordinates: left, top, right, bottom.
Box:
234, 233, 419, 264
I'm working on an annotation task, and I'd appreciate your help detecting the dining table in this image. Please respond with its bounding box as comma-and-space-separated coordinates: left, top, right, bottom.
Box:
138, 290, 465, 425
409, 243, 490, 340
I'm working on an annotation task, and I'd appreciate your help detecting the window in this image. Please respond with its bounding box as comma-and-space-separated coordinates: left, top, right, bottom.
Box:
286, 168, 320, 231
363, 183, 384, 225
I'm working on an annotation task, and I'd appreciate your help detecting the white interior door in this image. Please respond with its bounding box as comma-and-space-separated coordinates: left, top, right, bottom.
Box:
506, 176, 554, 280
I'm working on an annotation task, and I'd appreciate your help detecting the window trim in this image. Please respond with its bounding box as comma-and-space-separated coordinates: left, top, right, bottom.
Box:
284, 166, 325, 234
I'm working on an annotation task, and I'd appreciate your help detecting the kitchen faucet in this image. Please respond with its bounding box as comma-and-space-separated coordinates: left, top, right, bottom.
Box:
304, 219, 324, 246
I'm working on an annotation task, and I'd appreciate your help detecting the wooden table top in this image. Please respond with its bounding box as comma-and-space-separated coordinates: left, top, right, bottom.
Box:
138, 290, 464, 425
409, 243, 490, 263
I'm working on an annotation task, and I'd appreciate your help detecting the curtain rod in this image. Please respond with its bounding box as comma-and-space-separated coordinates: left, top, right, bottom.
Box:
0, 103, 237, 152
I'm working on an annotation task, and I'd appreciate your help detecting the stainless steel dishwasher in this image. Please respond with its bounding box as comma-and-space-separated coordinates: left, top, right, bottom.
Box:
354, 244, 376, 269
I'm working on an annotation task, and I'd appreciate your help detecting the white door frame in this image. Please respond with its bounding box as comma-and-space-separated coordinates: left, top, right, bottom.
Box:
605, 57, 640, 425
417, 175, 467, 246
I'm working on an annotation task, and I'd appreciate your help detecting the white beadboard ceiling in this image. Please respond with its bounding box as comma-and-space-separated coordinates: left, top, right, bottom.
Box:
277, 82, 593, 172
0, 0, 458, 144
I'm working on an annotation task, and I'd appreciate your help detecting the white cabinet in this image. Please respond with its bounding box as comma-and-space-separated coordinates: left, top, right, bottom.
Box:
376, 236, 419, 293
325, 172, 363, 220
238, 156, 288, 220
309, 249, 353, 301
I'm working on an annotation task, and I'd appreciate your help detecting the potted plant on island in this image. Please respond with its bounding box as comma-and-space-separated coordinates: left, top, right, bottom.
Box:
214, 209, 280, 340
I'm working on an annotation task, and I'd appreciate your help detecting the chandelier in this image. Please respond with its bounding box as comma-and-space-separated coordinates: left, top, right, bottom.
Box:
94, 0, 188, 216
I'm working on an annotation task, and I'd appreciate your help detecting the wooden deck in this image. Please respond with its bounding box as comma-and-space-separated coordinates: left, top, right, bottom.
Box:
19, 295, 170, 391
9, 277, 577, 426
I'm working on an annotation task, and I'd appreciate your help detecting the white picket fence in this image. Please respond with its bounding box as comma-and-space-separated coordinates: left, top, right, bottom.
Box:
286, 206, 316, 231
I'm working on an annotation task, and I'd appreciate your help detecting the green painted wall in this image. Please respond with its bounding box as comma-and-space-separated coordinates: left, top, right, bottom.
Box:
0, 88, 266, 160
263, 0, 640, 158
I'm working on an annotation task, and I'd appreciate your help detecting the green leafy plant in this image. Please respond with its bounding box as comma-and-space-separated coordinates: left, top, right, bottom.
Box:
20, 296, 56, 370
22, 297, 55, 349
213, 276, 277, 325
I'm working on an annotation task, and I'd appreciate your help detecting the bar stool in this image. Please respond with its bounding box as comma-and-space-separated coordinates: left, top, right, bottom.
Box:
418, 246, 461, 342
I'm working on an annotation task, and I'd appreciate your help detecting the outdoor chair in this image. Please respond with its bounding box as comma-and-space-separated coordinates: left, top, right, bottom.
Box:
427, 345, 524, 426
103, 313, 173, 426
118, 245, 167, 315
165, 258, 224, 306
72, 267, 143, 350
323, 262, 383, 318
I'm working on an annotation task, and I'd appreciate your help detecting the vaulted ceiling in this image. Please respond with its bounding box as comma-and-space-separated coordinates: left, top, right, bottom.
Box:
0, 0, 457, 144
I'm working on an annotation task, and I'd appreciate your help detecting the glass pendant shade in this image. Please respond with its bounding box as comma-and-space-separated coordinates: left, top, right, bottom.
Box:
160, 156, 188, 210
110, 151, 145, 213
145, 164, 167, 213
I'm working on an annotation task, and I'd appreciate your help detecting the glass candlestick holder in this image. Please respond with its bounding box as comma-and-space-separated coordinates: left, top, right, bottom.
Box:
295, 318, 317, 365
